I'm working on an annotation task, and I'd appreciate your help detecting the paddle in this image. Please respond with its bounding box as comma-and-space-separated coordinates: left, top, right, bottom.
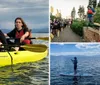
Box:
31, 37, 49, 41
21, 44, 48, 52
1, 44, 48, 52
7, 37, 49, 41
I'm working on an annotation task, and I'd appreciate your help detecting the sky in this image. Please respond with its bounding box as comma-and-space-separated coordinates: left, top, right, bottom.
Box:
51, 43, 100, 56
50, 0, 99, 18
0, 0, 49, 33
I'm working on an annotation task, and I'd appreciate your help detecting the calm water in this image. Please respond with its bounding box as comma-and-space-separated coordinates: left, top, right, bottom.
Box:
0, 33, 49, 85
51, 55, 100, 85
32, 33, 49, 37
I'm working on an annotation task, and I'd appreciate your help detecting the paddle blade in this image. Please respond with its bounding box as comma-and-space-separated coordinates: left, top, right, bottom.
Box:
36, 37, 49, 41
21, 44, 48, 52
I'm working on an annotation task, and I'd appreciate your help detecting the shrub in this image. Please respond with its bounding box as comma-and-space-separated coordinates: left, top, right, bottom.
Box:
71, 20, 87, 36
94, 7, 100, 23
50, 15, 56, 20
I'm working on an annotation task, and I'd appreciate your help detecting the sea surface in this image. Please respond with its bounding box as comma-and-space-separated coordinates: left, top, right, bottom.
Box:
51, 55, 100, 85
0, 33, 49, 85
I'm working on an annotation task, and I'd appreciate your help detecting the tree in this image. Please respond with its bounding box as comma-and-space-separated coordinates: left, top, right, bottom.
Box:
88, 0, 93, 6
50, 15, 56, 20
71, 7, 76, 19
93, 0, 97, 8
56, 9, 59, 18
50, 6, 54, 13
59, 10, 62, 18
88, 0, 97, 8
78, 6, 85, 19
94, 7, 100, 23
98, 0, 100, 7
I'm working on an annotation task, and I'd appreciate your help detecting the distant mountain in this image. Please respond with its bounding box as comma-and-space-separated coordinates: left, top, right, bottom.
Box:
1, 29, 11, 33
31, 28, 49, 33
51, 55, 100, 57
1, 28, 49, 33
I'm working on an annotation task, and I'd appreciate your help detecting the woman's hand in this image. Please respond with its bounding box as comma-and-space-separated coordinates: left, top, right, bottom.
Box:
4, 33, 8, 37
20, 32, 29, 43
0, 42, 2, 45
20, 35, 25, 43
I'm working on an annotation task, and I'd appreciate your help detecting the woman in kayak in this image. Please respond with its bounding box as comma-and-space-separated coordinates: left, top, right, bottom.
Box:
5, 17, 31, 51
71, 57, 78, 75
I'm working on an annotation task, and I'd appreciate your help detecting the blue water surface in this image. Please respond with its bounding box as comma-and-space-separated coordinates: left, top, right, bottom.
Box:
51, 55, 100, 85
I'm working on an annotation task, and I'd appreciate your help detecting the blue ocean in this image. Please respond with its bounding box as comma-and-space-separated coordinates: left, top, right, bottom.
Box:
0, 33, 49, 85
51, 55, 100, 85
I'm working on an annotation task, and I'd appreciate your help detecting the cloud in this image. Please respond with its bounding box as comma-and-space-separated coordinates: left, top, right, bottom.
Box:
0, 0, 48, 32
51, 52, 100, 56
75, 43, 100, 50
50, 0, 89, 18
0, 21, 14, 29
0, 0, 48, 8
58, 43, 64, 45
26, 22, 48, 29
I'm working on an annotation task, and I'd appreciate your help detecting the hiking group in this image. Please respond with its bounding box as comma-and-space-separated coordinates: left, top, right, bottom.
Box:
50, 5, 96, 41
50, 18, 73, 37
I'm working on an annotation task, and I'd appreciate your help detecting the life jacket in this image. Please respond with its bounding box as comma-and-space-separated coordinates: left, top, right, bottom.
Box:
88, 9, 93, 14
98, 40, 100, 42
15, 29, 31, 44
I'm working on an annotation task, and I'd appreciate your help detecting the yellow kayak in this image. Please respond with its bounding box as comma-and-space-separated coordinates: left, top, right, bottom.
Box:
0, 44, 48, 67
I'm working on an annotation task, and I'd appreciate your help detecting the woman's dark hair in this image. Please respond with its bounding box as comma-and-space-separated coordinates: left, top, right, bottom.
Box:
15, 17, 29, 30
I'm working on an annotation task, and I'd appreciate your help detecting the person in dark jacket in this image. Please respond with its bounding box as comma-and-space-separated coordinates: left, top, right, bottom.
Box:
71, 57, 78, 75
